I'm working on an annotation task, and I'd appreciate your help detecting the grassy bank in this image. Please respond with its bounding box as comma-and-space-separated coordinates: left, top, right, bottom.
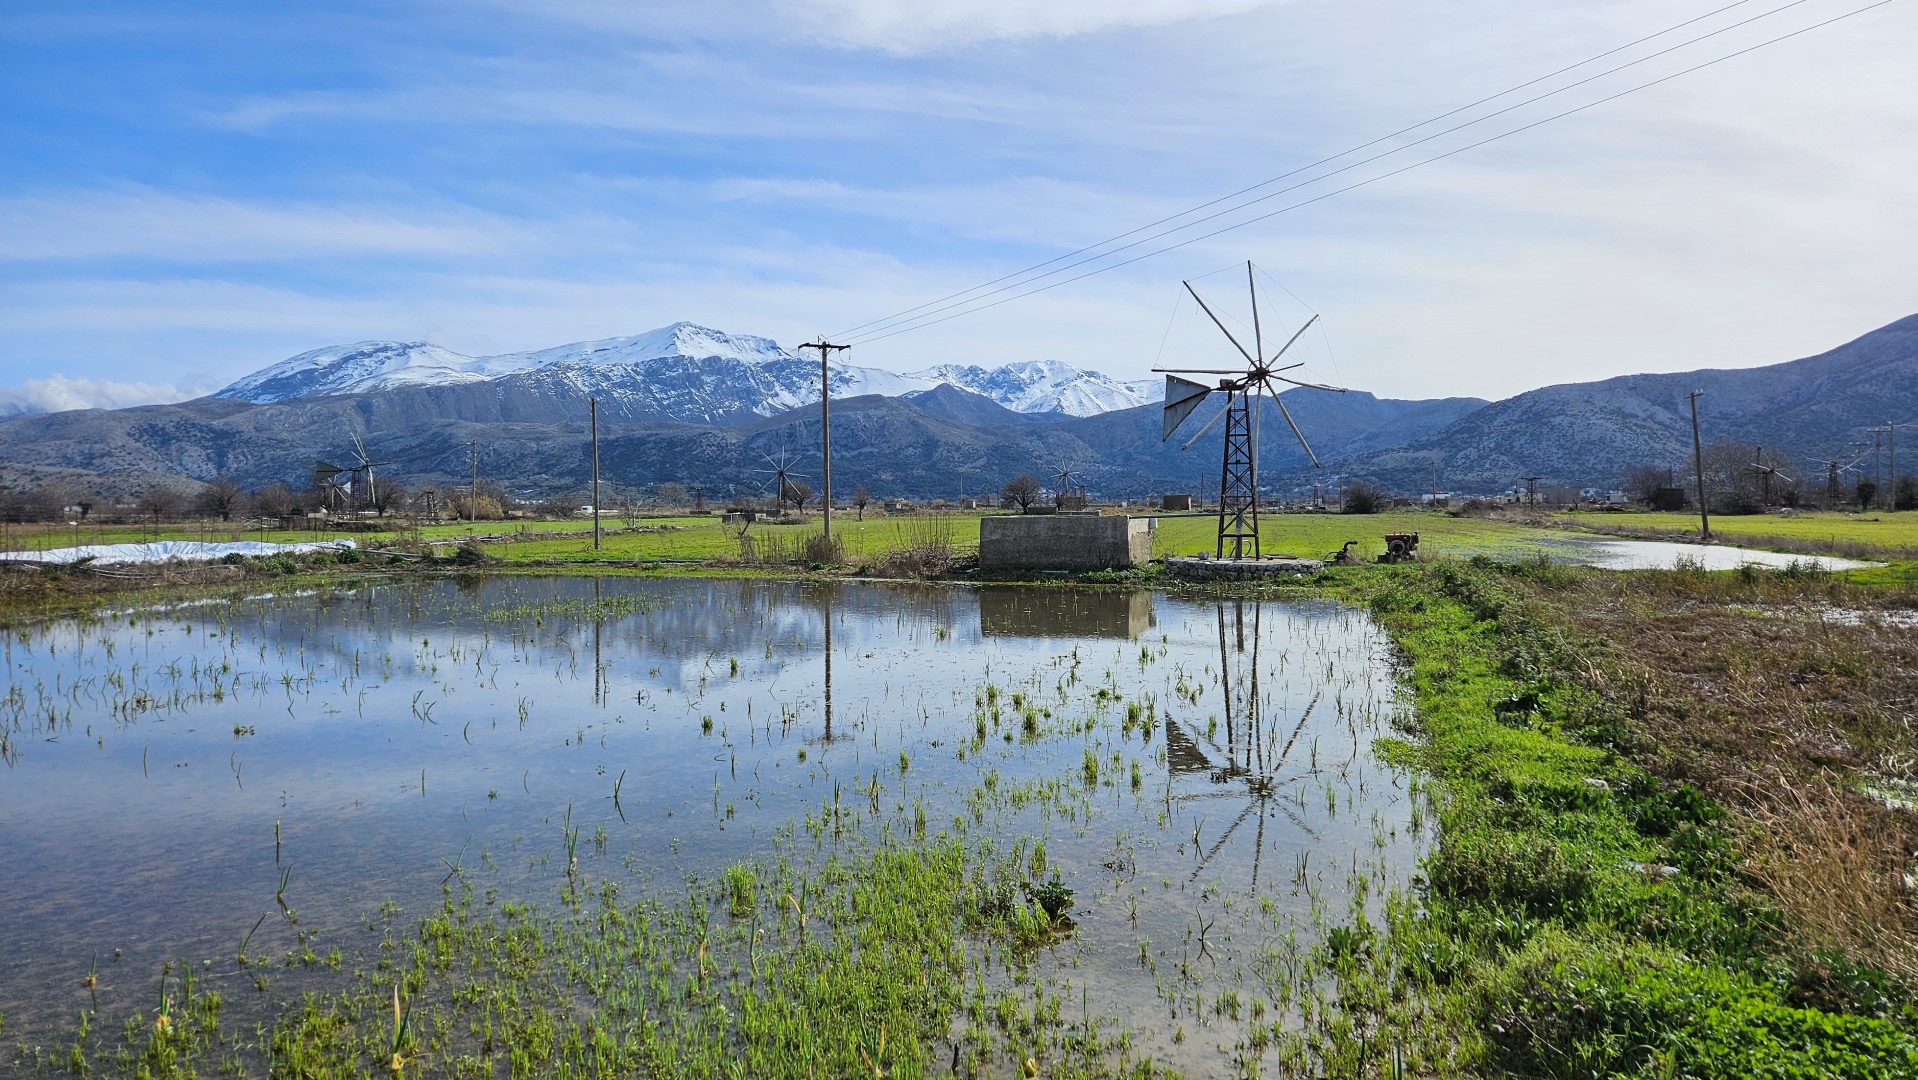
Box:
1342, 558, 1918, 1076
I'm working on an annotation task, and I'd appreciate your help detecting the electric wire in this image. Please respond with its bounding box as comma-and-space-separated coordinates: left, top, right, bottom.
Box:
842, 0, 1824, 345
831, 0, 1769, 341
841, 0, 1895, 348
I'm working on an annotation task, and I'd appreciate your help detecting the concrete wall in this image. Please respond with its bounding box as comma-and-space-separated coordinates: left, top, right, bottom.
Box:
979, 514, 1154, 571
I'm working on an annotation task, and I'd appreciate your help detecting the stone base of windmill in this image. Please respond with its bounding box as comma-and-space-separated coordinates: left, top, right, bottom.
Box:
1164, 554, 1325, 581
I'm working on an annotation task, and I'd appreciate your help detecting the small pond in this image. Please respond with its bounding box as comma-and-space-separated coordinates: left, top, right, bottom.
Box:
0, 577, 1421, 1074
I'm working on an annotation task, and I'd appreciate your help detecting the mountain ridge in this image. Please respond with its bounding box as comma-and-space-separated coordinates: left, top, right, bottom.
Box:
209, 322, 1162, 420
0, 314, 1911, 502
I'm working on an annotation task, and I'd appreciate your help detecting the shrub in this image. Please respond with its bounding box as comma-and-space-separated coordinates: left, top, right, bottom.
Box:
1342, 482, 1387, 514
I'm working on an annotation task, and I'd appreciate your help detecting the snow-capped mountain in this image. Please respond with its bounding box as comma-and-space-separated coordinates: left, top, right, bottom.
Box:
908, 361, 1161, 415
215, 341, 492, 403
212, 323, 1158, 418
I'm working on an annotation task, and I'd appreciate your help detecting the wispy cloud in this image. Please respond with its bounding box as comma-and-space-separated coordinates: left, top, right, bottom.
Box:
0, 190, 536, 263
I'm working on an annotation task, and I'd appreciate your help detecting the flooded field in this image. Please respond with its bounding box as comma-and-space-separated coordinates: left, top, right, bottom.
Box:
1, 577, 1421, 1076
1520, 536, 1879, 572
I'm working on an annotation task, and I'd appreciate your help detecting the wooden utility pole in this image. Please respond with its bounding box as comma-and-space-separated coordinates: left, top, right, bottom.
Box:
469, 441, 479, 523
1872, 430, 1884, 507
797, 340, 851, 545
590, 397, 601, 550
1890, 421, 1898, 509
1688, 390, 1710, 539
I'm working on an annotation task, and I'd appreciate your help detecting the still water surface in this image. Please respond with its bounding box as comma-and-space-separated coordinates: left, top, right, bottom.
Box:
1, 577, 1419, 1071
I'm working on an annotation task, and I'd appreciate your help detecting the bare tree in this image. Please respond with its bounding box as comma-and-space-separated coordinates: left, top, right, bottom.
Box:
656, 481, 688, 507
367, 475, 407, 517
250, 482, 300, 520
853, 483, 871, 520
1002, 473, 1041, 512
195, 479, 245, 521
138, 484, 184, 525
1623, 464, 1672, 504
780, 478, 814, 511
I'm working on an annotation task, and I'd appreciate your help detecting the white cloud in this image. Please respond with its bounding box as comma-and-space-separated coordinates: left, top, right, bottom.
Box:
0, 375, 197, 417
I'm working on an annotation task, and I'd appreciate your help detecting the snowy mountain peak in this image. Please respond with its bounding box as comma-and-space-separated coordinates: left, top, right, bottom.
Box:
501, 322, 793, 371
212, 324, 1158, 418
213, 341, 484, 403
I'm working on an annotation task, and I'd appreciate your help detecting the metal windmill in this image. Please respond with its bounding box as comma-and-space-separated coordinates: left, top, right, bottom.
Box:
1156, 262, 1348, 559
1747, 447, 1793, 506
344, 435, 393, 514
763, 450, 810, 512
312, 459, 350, 512
1519, 476, 1542, 507
1053, 463, 1086, 511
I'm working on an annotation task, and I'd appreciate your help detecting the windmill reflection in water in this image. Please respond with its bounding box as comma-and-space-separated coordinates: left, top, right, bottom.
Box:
1164, 598, 1324, 891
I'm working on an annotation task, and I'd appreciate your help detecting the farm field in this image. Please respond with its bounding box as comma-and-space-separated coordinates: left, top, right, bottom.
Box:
1, 543, 1914, 1076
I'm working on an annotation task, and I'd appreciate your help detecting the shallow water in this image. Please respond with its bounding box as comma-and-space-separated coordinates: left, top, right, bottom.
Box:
0, 576, 1420, 1073
1519, 536, 1878, 571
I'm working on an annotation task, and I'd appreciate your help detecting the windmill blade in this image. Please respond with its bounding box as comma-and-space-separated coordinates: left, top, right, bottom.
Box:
1184, 282, 1256, 366
1179, 404, 1232, 451
313, 459, 345, 480
1271, 373, 1348, 394
1773, 471, 1794, 484
1270, 390, 1320, 469
1162, 375, 1214, 440
1247, 262, 1263, 365
1263, 314, 1320, 366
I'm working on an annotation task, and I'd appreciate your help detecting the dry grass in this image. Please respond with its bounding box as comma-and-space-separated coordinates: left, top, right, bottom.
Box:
1735, 775, 1918, 980
864, 517, 957, 578
1510, 566, 1918, 975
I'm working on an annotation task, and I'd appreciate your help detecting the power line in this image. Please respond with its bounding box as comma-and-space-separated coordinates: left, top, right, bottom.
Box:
842, 0, 1895, 348
833, 0, 1773, 342
842, 0, 1824, 344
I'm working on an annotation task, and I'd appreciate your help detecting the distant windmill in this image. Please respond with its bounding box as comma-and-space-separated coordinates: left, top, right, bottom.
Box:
1155, 262, 1349, 559
312, 459, 349, 512
1053, 463, 1086, 511
762, 450, 809, 512
1519, 476, 1542, 507
344, 435, 393, 514
1747, 447, 1793, 506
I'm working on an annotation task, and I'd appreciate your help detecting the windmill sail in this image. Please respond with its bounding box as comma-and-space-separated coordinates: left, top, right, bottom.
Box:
1162, 375, 1215, 440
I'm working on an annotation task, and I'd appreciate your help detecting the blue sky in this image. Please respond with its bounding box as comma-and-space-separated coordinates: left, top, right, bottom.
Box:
2, 0, 1913, 412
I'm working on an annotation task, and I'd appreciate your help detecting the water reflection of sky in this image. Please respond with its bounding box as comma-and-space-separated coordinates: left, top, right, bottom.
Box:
0, 578, 1420, 1074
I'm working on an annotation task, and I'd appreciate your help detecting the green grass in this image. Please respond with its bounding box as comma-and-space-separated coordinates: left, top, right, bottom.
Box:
1148, 509, 1541, 562
4, 508, 1557, 569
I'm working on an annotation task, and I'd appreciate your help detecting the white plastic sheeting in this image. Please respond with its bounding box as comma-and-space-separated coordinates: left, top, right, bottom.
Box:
0, 539, 357, 566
